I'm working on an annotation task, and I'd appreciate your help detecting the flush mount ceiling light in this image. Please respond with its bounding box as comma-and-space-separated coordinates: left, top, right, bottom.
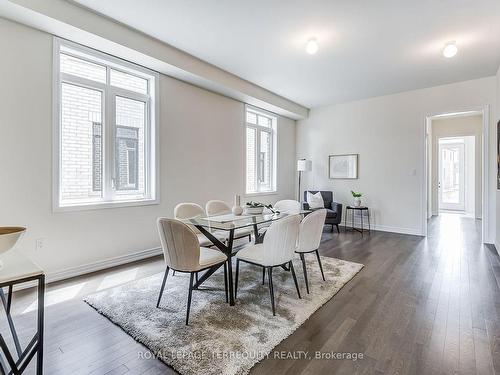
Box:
442, 41, 458, 58
305, 38, 319, 55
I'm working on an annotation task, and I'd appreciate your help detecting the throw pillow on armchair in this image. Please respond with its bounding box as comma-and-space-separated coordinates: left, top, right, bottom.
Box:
306, 191, 324, 209
303, 190, 342, 233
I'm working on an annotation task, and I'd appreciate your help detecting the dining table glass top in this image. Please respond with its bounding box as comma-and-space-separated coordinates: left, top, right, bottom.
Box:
181, 210, 310, 231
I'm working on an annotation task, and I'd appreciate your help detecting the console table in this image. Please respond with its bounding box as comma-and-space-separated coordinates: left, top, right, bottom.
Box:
0, 251, 44, 374
345, 206, 371, 236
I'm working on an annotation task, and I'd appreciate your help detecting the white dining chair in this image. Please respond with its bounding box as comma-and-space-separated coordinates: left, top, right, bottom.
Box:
174, 203, 225, 247
295, 209, 327, 294
205, 200, 254, 242
257, 199, 302, 238
235, 214, 302, 316
274, 199, 301, 213
156, 218, 228, 325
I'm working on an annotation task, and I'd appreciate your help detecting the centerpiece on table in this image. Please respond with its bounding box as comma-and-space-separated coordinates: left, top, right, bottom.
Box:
243, 201, 269, 215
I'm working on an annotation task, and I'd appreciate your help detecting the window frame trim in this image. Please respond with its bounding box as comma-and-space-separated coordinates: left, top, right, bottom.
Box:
52, 37, 160, 212
244, 105, 278, 195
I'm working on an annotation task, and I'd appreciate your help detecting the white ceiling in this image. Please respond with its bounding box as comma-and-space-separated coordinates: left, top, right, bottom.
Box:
74, 0, 500, 108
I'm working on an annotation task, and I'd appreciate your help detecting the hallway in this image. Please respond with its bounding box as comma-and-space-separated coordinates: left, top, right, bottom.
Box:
423, 213, 499, 374
428, 212, 482, 243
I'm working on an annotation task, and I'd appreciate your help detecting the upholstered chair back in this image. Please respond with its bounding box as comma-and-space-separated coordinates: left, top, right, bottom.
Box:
274, 199, 301, 213
157, 218, 201, 271
262, 214, 301, 266
174, 203, 205, 234
206, 200, 231, 216
297, 209, 327, 253
303, 191, 333, 209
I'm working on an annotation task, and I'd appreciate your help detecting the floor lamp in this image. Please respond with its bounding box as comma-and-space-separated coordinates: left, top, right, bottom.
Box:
297, 159, 312, 201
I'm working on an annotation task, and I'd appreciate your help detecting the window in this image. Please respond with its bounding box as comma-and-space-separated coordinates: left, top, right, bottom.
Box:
245, 106, 277, 194
54, 39, 159, 210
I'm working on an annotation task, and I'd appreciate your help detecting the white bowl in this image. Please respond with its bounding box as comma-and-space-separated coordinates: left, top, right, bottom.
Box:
0, 227, 26, 255
244, 206, 264, 215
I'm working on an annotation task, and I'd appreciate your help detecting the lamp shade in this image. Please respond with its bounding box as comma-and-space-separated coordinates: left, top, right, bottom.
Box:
297, 159, 312, 172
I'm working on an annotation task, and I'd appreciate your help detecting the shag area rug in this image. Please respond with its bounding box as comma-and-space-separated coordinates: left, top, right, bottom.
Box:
84, 256, 363, 375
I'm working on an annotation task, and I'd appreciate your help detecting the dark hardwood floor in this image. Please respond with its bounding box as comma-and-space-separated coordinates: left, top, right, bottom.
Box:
2, 213, 499, 374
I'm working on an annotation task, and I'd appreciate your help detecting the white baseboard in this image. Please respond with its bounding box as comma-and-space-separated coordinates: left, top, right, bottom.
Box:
341, 221, 422, 236
370, 224, 423, 236
48, 247, 163, 283
11, 247, 163, 291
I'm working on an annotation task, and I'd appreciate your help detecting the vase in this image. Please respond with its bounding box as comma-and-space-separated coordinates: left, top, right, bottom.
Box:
354, 198, 362, 207
232, 195, 243, 216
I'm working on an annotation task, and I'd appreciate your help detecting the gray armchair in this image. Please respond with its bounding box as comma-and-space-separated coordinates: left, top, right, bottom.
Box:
302, 191, 343, 233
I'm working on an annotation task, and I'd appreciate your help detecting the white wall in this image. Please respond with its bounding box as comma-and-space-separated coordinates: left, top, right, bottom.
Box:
496, 64, 500, 252
464, 136, 476, 217
427, 120, 433, 219
430, 115, 482, 217
0, 19, 296, 276
297, 77, 497, 239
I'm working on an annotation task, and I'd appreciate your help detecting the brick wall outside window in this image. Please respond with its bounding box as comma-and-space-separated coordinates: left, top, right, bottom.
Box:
61, 83, 102, 202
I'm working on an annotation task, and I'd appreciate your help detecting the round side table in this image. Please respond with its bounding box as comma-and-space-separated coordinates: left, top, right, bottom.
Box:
345, 206, 371, 236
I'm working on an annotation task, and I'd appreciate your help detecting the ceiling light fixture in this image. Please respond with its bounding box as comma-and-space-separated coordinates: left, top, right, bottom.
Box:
306, 38, 319, 55
442, 41, 458, 58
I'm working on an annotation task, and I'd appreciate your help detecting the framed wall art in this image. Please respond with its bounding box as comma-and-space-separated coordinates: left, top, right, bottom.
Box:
329, 154, 358, 179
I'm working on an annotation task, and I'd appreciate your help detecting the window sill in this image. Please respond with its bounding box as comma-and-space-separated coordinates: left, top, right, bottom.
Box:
244, 191, 278, 198
53, 198, 159, 213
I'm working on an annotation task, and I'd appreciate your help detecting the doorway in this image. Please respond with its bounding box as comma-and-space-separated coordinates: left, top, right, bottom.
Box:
424, 108, 488, 242
438, 137, 465, 212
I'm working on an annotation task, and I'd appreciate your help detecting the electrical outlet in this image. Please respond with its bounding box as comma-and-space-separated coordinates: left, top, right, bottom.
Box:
35, 238, 45, 251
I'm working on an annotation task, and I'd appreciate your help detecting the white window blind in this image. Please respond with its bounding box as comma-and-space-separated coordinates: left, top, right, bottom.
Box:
245, 106, 277, 194
54, 39, 159, 210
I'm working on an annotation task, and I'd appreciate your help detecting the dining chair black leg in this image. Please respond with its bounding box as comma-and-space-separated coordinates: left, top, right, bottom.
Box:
234, 259, 240, 299
195, 272, 199, 283
336, 224, 340, 233
268, 267, 276, 316
315, 249, 326, 281
248, 234, 252, 242
262, 267, 266, 285
186, 272, 195, 325
172, 270, 176, 276
223, 262, 228, 303
331, 224, 334, 232
156, 266, 170, 308
289, 261, 301, 299
299, 253, 310, 294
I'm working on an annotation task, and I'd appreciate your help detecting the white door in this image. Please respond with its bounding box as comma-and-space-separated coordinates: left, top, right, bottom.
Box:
439, 140, 465, 211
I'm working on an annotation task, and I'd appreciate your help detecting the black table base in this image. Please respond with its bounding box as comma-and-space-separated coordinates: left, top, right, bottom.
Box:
193, 226, 236, 305
194, 223, 262, 306
344, 206, 371, 236
191, 213, 309, 306
0, 274, 45, 375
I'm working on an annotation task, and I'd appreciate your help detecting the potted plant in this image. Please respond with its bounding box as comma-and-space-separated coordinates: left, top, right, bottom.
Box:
351, 191, 363, 207
244, 201, 266, 215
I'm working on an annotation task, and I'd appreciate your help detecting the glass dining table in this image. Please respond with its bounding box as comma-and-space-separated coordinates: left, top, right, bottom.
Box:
180, 210, 310, 306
